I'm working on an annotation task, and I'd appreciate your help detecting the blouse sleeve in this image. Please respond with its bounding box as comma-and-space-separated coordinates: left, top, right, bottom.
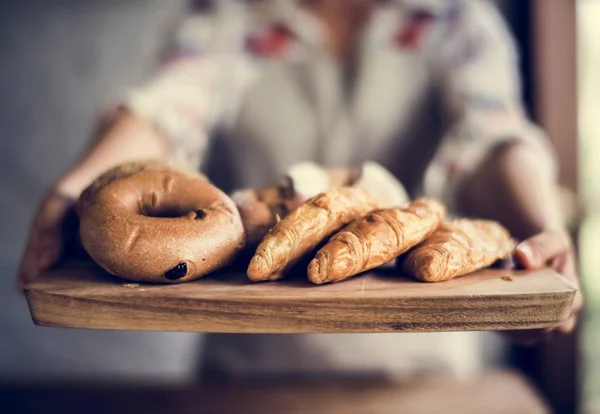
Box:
123, 13, 226, 170
423, 0, 557, 210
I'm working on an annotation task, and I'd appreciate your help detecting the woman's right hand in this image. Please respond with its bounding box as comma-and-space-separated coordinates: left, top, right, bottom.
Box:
17, 188, 79, 291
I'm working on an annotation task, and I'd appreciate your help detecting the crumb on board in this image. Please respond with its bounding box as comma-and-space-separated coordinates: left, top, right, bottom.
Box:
501, 276, 514, 282
123, 283, 140, 288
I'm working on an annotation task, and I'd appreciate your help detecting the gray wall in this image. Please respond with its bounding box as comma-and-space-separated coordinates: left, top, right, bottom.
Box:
0, 0, 513, 380
0, 0, 204, 381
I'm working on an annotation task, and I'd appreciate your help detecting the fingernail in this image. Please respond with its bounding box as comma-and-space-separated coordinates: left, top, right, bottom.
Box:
516, 243, 534, 266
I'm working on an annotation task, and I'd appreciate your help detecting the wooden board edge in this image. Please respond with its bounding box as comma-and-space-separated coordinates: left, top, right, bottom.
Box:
25, 288, 575, 334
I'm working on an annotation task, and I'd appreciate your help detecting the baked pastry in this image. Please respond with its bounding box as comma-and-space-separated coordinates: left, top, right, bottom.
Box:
78, 161, 245, 283
308, 198, 445, 284
403, 219, 515, 282
233, 161, 409, 247
247, 187, 379, 281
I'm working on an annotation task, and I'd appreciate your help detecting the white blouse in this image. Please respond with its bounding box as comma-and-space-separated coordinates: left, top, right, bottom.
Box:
122, 0, 555, 380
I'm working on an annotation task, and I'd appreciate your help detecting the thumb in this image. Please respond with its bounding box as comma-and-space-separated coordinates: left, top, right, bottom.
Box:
37, 240, 62, 269
514, 229, 570, 269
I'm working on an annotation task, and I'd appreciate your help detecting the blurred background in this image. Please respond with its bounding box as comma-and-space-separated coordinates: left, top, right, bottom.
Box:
579, 1, 600, 413
0, 0, 203, 383
0, 0, 594, 413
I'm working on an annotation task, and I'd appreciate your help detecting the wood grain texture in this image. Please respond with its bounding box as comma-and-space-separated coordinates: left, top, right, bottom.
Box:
24, 261, 576, 334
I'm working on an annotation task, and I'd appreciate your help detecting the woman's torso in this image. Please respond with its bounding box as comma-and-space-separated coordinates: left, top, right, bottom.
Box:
152, 0, 495, 380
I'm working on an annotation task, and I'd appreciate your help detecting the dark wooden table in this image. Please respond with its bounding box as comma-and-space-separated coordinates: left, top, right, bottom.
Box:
1, 370, 550, 414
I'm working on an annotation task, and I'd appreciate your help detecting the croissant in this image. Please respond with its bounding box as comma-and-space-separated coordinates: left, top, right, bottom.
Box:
308, 198, 445, 284
247, 187, 379, 281
403, 219, 515, 282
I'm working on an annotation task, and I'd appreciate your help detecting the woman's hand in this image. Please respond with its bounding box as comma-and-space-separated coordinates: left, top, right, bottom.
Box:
16, 110, 171, 292
504, 229, 583, 346
17, 188, 78, 291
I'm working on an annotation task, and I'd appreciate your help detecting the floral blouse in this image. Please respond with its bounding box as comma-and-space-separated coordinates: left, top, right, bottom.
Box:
121, 0, 556, 379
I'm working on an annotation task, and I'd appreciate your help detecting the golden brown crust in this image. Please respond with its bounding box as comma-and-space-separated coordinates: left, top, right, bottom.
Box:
78, 161, 244, 283
308, 198, 446, 284
246, 187, 379, 281
403, 219, 515, 283
233, 163, 404, 249
235, 167, 360, 246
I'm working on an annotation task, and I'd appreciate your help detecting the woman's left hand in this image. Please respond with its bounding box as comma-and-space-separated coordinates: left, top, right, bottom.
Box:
503, 229, 583, 346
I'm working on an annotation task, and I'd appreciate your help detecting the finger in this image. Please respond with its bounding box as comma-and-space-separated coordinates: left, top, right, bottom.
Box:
558, 314, 577, 334
554, 288, 582, 335
36, 232, 62, 270
514, 229, 571, 269
17, 245, 41, 292
17, 225, 42, 288
18, 225, 63, 291
559, 289, 582, 333
38, 244, 61, 270
572, 290, 584, 314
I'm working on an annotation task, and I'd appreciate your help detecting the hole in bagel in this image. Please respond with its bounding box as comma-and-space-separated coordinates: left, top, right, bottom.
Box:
136, 189, 214, 220
141, 208, 190, 218
140, 204, 190, 218
140, 201, 207, 220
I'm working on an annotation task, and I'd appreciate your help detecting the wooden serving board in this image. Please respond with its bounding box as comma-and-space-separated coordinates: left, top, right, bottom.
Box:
24, 261, 576, 334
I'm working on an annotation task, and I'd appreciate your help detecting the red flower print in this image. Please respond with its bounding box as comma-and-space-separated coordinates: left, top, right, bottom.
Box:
395, 9, 435, 49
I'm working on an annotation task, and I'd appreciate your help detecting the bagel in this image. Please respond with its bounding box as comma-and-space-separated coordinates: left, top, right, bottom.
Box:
77, 161, 245, 283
